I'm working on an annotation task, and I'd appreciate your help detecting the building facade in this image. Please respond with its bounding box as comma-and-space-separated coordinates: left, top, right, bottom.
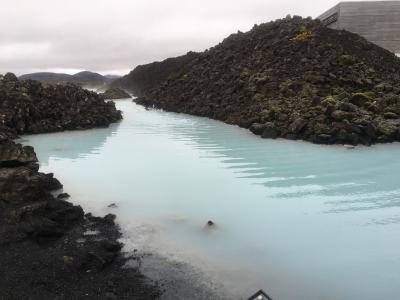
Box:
318, 1, 400, 55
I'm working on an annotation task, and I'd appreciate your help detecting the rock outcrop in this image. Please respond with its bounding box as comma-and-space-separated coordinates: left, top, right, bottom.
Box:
0, 73, 122, 135
100, 87, 131, 99
0, 74, 159, 299
135, 16, 400, 145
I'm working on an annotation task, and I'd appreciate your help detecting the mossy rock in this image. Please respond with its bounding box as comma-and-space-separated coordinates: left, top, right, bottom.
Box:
350, 92, 374, 106
384, 112, 399, 119
290, 30, 313, 41
321, 95, 338, 107
365, 102, 379, 113
377, 121, 398, 137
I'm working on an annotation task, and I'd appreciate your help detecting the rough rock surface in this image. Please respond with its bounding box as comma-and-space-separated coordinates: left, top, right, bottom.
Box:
0, 74, 160, 299
100, 87, 131, 99
0, 73, 122, 135
112, 52, 199, 97
136, 17, 400, 145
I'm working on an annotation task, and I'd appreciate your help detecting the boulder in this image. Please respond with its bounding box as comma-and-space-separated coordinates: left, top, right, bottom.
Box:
261, 124, 281, 139
99, 88, 130, 100
350, 93, 373, 106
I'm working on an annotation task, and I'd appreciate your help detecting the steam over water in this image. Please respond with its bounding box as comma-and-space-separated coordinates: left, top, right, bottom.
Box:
22, 100, 400, 300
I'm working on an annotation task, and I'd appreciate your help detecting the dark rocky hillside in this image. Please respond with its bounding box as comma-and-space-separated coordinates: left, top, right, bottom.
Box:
0, 73, 159, 299
1, 73, 122, 135
112, 52, 199, 97
136, 16, 400, 145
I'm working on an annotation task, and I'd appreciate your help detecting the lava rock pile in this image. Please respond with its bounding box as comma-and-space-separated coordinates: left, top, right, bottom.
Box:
136, 16, 400, 145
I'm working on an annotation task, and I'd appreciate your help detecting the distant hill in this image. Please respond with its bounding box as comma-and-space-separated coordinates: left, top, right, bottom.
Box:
19, 72, 73, 81
19, 71, 121, 87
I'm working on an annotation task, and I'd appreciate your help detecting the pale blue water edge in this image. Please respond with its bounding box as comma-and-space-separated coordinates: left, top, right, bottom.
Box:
20, 99, 400, 300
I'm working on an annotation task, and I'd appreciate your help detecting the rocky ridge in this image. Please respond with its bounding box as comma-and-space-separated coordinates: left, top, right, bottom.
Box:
0, 73, 159, 299
100, 87, 131, 100
112, 52, 199, 97
136, 16, 400, 145
0, 72, 122, 135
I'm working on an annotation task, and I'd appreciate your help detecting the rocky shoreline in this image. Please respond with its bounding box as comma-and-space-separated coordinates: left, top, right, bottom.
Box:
126, 17, 400, 146
0, 74, 160, 299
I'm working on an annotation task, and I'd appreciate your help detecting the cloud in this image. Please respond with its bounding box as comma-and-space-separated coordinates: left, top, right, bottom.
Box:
0, 0, 364, 75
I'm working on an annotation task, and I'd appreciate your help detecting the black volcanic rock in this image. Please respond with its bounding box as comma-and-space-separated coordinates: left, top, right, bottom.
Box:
0, 74, 122, 244
0, 75, 122, 134
0, 141, 37, 168
0, 75, 159, 298
100, 87, 131, 99
135, 16, 400, 145
112, 52, 199, 97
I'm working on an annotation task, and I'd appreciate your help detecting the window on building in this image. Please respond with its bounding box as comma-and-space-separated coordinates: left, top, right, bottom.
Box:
322, 12, 338, 26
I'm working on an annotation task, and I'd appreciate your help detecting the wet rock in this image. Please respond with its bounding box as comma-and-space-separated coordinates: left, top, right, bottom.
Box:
103, 214, 117, 225
261, 124, 280, 139
249, 123, 268, 135
101, 240, 122, 252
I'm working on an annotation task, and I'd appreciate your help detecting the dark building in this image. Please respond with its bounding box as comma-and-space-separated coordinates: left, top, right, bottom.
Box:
318, 1, 400, 55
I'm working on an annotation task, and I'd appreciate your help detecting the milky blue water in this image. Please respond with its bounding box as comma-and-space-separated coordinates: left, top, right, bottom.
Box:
21, 99, 400, 300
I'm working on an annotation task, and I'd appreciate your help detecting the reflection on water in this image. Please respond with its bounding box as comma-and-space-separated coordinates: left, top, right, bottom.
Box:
23, 100, 400, 300
18, 121, 121, 165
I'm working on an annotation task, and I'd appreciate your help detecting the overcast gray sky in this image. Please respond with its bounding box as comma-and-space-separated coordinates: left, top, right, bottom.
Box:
0, 0, 368, 76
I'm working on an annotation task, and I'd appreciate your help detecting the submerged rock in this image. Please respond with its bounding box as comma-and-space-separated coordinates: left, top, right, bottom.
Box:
207, 220, 215, 227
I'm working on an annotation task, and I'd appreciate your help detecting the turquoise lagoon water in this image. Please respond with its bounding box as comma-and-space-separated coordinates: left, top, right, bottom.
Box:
21, 99, 400, 300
